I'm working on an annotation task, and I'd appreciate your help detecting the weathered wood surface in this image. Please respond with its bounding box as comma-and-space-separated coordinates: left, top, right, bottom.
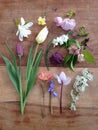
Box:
0, 0, 98, 129
0, 0, 98, 67
0, 67, 98, 130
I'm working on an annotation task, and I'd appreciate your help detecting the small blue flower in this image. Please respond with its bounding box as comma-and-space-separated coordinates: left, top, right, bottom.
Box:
48, 81, 58, 97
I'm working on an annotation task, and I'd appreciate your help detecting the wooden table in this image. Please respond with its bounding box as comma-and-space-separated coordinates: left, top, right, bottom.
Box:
0, 0, 98, 130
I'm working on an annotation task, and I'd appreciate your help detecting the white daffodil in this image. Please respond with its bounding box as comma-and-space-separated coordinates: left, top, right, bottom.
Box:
36, 26, 48, 44
16, 17, 33, 41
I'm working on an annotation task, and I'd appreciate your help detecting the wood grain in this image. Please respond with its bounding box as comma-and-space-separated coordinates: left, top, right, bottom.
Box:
0, 0, 98, 129
0, 103, 98, 130
0, 0, 98, 67
0, 67, 98, 130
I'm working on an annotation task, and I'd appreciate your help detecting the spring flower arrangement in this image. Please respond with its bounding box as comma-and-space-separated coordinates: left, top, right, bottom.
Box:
0, 10, 95, 116
45, 10, 95, 71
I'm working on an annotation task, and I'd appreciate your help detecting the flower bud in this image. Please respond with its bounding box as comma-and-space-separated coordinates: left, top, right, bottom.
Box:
54, 17, 63, 26
36, 26, 48, 44
16, 43, 23, 56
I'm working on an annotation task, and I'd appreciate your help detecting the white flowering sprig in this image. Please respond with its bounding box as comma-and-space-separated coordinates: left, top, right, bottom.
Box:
70, 68, 93, 111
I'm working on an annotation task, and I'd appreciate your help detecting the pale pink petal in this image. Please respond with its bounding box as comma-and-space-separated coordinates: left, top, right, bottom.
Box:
54, 17, 63, 26
61, 18, 76, 31
59, 72, 67, 81
54, 74, 62, 84
63, 77, 71, 86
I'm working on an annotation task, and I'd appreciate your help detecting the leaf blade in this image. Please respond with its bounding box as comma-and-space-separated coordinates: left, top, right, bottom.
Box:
83, 50, 95, 63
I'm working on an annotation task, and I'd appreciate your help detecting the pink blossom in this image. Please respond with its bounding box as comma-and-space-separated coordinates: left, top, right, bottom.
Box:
61, 18, 76, 31
54, 17, 63, 26
38, 72, 52, 81
68, 44, 79, 54
78, 54, 85, 62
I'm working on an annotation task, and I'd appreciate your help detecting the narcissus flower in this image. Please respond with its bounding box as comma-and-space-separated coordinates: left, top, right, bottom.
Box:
38, 16, 46, 25
38, 72, 52, 81
36, 26, 48, 44
16, 17, 33, 41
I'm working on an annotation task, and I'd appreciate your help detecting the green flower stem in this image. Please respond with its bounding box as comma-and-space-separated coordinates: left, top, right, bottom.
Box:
41, 85, 45, 118
49, 92, 53, 115
60, 83, 63, 114
31, 44, 39, 68
19, 56, 24, 115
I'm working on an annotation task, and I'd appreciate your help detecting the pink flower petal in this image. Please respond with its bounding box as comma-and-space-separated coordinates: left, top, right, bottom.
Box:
54, 17, 63, 26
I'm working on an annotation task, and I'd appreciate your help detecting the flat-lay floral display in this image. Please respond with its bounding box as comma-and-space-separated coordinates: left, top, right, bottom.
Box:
0, 10, 94, 116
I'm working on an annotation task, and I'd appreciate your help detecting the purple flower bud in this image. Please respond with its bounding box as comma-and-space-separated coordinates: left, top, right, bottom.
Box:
48, 81, 58, 97
54, 17, 63, 26
16, 43, 23, 56
50, 52, 64, 66
53, 91, 58, 97
48, 81, 55, 92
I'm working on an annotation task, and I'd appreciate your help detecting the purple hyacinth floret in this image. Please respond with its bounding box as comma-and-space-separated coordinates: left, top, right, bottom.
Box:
49, 52, 64, 66
48, 81, 58, 97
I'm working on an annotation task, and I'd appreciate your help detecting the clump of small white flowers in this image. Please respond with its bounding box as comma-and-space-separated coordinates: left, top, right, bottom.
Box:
70, 68, 93, 111
16, 17, 33, 41
52, 34, 69, 47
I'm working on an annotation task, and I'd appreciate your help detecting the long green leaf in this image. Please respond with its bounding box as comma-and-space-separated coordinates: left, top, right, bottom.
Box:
6, 43, 18, 71
26, 43, 34, 80
0, 54, 20, 93
44, 40, 52, 70
63, 54, 72, 66
26, 50, 42, 97
83, 50, 95, 63
68, 54, 75, 71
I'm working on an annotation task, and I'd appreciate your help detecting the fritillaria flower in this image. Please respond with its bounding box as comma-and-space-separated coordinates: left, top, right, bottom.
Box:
49, 52, 64, 66
54, 72, 71, 113
48, 81, 58, 114
38, 72, 52, 117
16, 17, 33, 41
